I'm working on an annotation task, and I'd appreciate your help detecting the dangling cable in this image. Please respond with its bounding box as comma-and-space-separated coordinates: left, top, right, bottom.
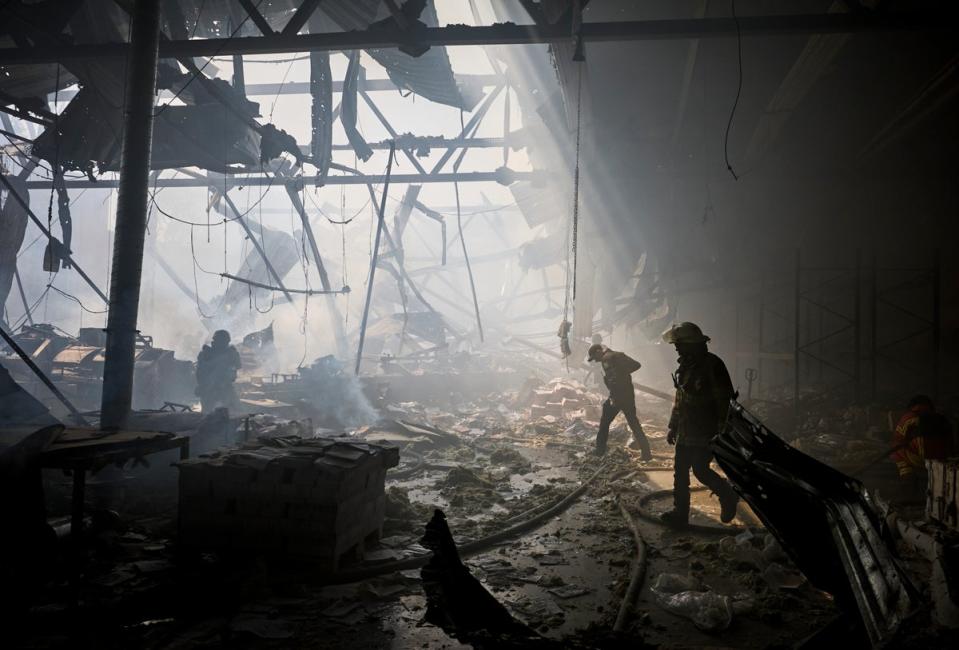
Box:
455, 181, 484, 342
559, 63, 584, 366
724, 0, 743, 180
571, 64, 583, 302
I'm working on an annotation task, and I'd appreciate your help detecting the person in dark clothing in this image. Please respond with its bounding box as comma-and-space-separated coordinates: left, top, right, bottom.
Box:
659, 322, 739, 526
587, 343, 652, 460
196, 329, 241, 413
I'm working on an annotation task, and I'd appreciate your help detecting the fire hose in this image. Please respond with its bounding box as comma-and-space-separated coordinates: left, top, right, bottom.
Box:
327, 459, 612, 584
614, 499, 648, 632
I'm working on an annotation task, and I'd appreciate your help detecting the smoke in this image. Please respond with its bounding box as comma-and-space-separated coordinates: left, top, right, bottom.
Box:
298, 356, 378, 429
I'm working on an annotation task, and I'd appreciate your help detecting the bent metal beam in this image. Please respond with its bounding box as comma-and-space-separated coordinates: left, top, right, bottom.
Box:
0, 13, 953, 65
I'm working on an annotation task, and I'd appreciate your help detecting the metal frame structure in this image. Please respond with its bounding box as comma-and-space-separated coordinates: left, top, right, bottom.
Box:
2, 0, 953, 428
734, 247, 942, 417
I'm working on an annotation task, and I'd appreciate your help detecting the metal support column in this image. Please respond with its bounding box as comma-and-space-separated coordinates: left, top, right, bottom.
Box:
932, 248, 941, 401
99, 0, 161, 430
870, 250, 878, 399
854, 249, 862, 402
794, 248, 801, 419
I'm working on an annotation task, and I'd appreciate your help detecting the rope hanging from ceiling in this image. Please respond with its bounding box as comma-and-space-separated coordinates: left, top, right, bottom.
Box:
560, 63, 584, 363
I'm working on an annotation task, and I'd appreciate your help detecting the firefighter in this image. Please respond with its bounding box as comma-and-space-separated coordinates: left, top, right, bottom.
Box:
660, 322, 739, 526
196, 329, 241, 413
891, 395, 955, 498
587, 343, 652, 460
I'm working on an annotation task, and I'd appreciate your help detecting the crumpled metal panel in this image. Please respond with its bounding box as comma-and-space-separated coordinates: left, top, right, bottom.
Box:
171, 0, 477, 109
322, 0, 482, 111
31, 88, 260, 172
714, 402, 917, 646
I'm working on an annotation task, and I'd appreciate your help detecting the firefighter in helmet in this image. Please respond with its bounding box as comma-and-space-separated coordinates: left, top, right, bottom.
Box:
195, 329, 241, 413
660, 322, 739, 526
587, 343, 652, 460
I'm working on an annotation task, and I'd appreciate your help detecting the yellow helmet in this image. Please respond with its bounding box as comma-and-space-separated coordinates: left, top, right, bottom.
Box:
662, 322, 710, 345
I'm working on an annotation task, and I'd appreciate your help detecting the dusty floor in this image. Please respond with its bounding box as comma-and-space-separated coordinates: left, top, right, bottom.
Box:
17, 391, 845, 648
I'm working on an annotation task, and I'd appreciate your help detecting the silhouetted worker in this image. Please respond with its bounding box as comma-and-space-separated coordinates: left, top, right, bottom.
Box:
891, 394, 955, 499
660, 322, 739, 527
587, 343, 652, 460
196, 329, 241, 413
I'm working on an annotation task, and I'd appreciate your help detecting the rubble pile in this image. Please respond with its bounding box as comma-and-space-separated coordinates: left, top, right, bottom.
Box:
178, 438, 398, 570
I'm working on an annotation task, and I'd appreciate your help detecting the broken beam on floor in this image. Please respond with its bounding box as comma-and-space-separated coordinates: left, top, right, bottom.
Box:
2, 12, 953, 64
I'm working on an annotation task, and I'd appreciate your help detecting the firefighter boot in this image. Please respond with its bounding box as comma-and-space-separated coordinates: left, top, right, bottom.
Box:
627, 435, 653, 462
659, 509, 689, 528
719, 488, 739, 524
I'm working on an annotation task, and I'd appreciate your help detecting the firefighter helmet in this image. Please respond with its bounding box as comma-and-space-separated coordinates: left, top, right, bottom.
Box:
661, 322, 710, 345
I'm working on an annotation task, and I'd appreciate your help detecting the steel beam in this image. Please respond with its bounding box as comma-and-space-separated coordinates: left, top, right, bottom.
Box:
100, 0, 161, 430
282, 0, 323, 36
2, 13, 953, 64
26, 170, 539, 190
51, 75, 502, 101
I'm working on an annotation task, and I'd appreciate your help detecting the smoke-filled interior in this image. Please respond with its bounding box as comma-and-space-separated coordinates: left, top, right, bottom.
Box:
1, 1, 958, 648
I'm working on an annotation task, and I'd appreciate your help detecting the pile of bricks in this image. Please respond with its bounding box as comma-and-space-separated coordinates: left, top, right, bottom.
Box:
178, 438, 399, 570
927, 459, 959, 531
529, 378, 601, 421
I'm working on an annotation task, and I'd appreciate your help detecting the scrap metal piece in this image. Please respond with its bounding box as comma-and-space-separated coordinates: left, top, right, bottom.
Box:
714, 402, 917, 646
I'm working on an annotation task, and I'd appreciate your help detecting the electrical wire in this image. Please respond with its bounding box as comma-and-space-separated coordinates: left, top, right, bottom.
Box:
47, 284, 108, 314
724, 0, 743, 181
303, 187, 372, 225
149, 170, 276, 226
268, 58, 297, 121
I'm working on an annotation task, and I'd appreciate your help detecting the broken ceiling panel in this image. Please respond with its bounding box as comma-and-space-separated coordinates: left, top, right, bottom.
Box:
31, 88, 261, 172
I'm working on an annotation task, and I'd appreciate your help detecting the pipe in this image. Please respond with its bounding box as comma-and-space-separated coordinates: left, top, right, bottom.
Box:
614, 499, 648, 632
99, 0, 161, 430
220, 272, 349, 295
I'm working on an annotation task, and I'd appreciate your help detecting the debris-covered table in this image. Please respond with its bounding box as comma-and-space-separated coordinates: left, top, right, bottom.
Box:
40, 428, 190, 546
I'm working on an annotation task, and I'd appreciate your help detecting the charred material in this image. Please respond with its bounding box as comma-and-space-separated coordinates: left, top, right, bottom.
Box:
420, 508, 556, 648
714, 402, 919, 646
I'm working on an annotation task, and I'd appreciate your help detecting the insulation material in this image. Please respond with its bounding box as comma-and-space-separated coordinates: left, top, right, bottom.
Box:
341, 51, 374, 162
31, 88, 261, 173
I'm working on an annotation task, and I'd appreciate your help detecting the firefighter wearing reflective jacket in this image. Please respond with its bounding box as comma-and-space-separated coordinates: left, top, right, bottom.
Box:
891, 395, 955, 491
587, 344, 652, 460
660, 322, 739, 527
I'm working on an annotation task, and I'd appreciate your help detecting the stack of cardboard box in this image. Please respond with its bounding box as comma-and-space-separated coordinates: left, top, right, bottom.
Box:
528, 378, 599, 420
927, 459, 958, 531
178, 438, 399, 570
